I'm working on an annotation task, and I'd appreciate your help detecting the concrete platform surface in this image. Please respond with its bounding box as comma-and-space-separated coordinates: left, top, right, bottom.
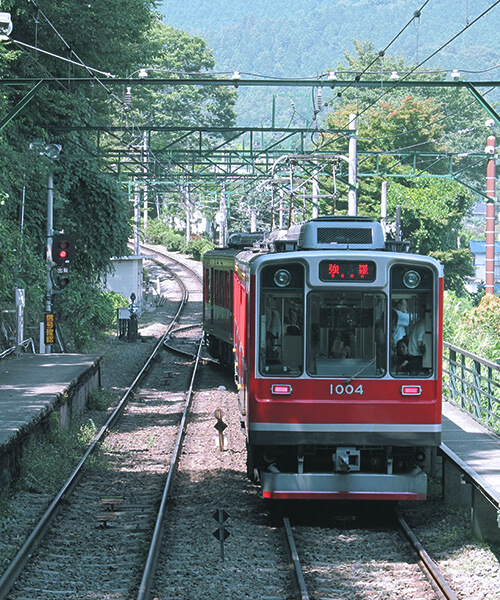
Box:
0, 353, 100, 448
442, 400, 500, 499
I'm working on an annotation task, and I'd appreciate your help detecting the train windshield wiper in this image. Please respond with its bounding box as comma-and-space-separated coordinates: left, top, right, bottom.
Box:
344, 357, 376, 385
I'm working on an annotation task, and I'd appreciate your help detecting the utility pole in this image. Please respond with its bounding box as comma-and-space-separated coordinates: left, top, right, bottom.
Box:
312, 158, 320, 219
142, 131, 149, 240
134, 183, 141, 255
44, 172, 54, 353
485, 134, 496, 294
381, 181, 387, 238
348, 113, 357, 216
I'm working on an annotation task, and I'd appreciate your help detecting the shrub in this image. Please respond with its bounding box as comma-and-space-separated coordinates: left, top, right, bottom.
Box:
443, 291, 500, 362
184, 237, 214, 260
146, 219, 184, 251
16, 413, 107, 494
54, 278, 128, 351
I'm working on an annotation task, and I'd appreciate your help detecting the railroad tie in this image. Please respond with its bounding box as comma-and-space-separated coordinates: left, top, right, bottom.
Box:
95, 497, 124, 526
101, 496, 124, 511
95, 512, 118, 528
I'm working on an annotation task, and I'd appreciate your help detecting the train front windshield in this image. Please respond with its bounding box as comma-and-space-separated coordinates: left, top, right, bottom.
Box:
307, 292, 386, 377
258, 263, 436, 379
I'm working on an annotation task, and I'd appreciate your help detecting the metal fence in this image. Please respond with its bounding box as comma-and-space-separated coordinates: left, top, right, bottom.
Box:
443, 341, 500, 432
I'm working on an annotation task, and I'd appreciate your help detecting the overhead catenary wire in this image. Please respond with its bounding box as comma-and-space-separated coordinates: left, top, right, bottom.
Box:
316, 0, 500, 153
338, 0, 433, 96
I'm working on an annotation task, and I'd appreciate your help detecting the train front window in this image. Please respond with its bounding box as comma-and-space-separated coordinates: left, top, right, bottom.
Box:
259, 264, 304, 376
307, 292, 386, 378
390, 265, 435, 377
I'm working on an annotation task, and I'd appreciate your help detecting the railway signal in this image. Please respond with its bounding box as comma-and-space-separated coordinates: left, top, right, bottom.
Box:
214, 408, 228, 451
52, 234, 74, 266
54, 266, 70, 289
52, 234, 73, 289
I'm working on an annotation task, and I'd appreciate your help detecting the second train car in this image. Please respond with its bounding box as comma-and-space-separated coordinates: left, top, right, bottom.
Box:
203, 216, 443, 500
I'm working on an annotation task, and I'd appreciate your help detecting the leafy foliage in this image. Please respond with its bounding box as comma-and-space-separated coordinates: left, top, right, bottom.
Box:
54, 277, 127, 351
157, 1, 500, 127
444, 292, 500, 362
146, 219, 186, 251
0, 1, 235, 349
16, 412, 107, 494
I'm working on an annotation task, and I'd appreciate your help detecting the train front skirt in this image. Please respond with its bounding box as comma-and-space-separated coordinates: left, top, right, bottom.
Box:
261, 468, 427, 501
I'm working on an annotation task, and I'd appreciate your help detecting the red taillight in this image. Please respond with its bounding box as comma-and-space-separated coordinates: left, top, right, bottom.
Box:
271, 384, 292, 395
401, 385, 422, 396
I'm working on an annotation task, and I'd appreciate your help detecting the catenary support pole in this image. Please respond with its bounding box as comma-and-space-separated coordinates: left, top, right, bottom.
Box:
485, 135, 496, 294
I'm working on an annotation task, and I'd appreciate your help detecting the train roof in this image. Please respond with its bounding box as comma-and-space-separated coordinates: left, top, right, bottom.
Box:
203, 216, 440, 271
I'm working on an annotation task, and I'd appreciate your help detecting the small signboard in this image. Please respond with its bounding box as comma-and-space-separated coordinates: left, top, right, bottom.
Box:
45, 313, 55, 345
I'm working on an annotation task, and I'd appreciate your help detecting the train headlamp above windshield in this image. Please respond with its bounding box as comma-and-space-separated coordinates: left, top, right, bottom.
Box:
403, 270, 421, 288
273, 269, 292, 287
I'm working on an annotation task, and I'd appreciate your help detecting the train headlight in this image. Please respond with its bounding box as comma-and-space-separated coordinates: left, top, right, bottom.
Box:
403, 270, 421, 289
274, 269, 291, 287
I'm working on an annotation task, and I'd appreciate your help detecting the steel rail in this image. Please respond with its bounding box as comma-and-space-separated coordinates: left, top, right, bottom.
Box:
136, 335, 204, 600
282, 517, 310, 600
397, 513, 459, 600
0, 262, 189, 600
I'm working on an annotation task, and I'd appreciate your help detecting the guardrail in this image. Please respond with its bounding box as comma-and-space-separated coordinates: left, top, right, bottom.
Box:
0, 338, 36, 360
443, 341, 500, 432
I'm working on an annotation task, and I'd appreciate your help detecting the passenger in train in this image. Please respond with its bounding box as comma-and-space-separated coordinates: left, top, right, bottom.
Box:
392, 298, 410, 345
408, 305, 427, 372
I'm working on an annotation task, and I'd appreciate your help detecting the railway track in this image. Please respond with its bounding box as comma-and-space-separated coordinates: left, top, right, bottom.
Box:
1, 247, 498, 599
0, 252, 203, 600
282, 508, 459, 600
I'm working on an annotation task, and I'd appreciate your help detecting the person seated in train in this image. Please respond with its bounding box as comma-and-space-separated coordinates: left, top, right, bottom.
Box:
390, 309, 409, 372
396, 336, 410, 371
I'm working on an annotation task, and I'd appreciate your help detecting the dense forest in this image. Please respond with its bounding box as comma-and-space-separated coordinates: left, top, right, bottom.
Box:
159, 0, 500, 125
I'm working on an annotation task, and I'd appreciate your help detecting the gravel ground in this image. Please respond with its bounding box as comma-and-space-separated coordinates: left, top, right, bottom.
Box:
1, 251, 499, 600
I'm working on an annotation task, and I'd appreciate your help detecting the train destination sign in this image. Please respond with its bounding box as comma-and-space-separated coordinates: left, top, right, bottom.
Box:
319, 260, 376, 282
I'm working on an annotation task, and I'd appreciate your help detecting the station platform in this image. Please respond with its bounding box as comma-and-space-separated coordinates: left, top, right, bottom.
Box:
441, 400, 500, 543
0, 353, 100, 490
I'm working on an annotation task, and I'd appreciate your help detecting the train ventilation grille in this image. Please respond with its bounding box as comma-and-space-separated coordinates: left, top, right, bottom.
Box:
317, 227, 373, 245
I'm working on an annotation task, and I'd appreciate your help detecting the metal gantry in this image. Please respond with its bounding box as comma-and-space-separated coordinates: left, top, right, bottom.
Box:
1, 75, 497, 226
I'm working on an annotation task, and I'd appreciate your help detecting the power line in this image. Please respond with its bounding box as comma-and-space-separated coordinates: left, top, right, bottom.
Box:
318, 0, 500, 151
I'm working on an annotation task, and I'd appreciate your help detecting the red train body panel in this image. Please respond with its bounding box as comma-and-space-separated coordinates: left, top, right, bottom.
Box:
203, 217, 443, 501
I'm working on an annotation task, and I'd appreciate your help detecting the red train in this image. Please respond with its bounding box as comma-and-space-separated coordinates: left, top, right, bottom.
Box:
203, 217, 443, 500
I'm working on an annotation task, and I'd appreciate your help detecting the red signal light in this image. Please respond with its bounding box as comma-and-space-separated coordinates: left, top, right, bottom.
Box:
52, 234, 74, 266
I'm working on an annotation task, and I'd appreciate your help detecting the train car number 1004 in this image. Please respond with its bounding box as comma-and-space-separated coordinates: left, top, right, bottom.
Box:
330, 384, 364, 395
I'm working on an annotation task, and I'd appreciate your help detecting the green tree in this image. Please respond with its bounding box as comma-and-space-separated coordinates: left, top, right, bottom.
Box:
0, 0, 236, 349
388, 178, 474, 294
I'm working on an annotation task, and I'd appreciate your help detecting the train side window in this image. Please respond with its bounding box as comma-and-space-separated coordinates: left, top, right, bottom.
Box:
306, 292, 386, 378
390, 265, 434, 377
